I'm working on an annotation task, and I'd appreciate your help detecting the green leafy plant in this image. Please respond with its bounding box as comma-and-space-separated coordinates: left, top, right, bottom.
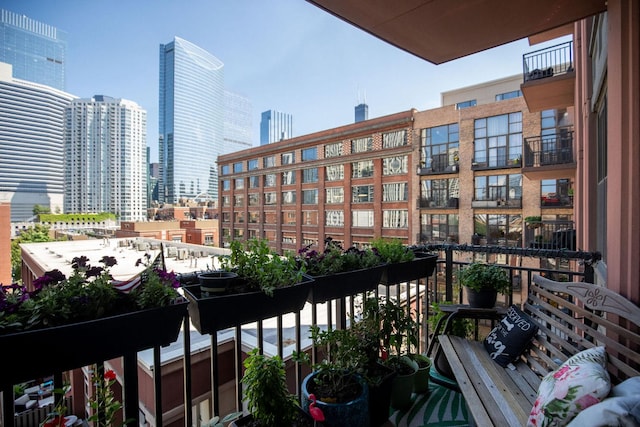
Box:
428, 301, 473, 339
40, 385, 70, 427
242, 348, 299, 426
219, 238, 304, 296
198, 412, 242, 427
296, 237, 383, 276
370, 237, 415, 264
88, 367, 136, 427
458, 262, 510, 294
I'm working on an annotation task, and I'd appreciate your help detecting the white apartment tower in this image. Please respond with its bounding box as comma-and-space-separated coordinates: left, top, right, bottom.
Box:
64, 95, 147, 221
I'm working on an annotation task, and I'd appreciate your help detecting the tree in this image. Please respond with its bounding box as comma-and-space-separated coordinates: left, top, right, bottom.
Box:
10, 224, 51, 282
32, 204, 51, 216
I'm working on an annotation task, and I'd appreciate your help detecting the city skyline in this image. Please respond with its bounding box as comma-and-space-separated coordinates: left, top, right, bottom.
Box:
2, 1, 569, 162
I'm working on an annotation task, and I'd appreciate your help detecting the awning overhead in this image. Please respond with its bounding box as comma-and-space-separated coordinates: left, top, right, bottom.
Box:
307, 0, 607, 64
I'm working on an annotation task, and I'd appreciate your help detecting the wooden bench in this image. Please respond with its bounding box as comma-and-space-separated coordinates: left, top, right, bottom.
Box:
436, 275, 640, 426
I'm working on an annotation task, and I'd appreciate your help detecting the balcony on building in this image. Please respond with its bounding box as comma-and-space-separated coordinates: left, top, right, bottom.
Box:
521, 41, 575, 113
417, 153, 459, 175
471, 197, 522, 209
525, 220, 576, 250
417, 196, 459, 209
522, 129, 576, 180
471, 154, 522, 171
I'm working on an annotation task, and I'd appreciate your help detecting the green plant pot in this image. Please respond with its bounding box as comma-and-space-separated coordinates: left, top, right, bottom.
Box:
411, 354, 432, 393
389, 356, 418, 410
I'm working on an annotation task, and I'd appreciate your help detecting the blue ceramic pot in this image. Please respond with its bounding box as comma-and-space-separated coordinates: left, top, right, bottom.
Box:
301, 371, 369, 427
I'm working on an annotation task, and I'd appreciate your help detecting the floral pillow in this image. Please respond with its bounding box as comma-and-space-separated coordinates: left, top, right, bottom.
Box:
527, 346, 611, 427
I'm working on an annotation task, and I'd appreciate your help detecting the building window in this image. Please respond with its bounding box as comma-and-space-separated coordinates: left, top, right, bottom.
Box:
474, 174, 522, 205
235, 178, 244, 189
541, 178, 572, 207
420, 178, 460, 208
283, 211, 296, 225
282, 171, 295, 185
474, 214, 522, 246
249, 176, 260, 188
248, 193, 259, 206
301, 147, 317, 161
382, 130, 407, 148
326, 187, 344, 204
264, 174, 276, 187
263, 229, 276, 240
326, 165, 344, 181
221, 165, 230, 175
248, 229, 258, 239
474, 112, 522, 169
351, 137, 373, 153
325, 142, 341, 158
303, 211, 318, 225
281, 152, 295, 165
282, 190, 296, 204
222, 212, 231, 222
303, 189, 318, 204
383, 182, 408, 202
204, 234, 214, 244
234, 195, 244, 207
263, 156, 275, 168
352, 185, 374, 203
222, 196, 230, 207
383, 210, 409, 228
420, 123, 459, 173
302, 168, 318, 183
249, 211, 259, 223
233, 162, 243, 173
221, 180, 231, 191
247, 159, 259, 170
352, 210, 374, 227
495, 90, 522, 101
264, 192, 276, 205
234, 212, 245, 223
282, 233, 296, 244
352, 160, 374, 178
420, 214, 459, 243
234, 228, 244, 239
382, 156, 408, 175
326, 210, 344, 227
456, 99, 476, 109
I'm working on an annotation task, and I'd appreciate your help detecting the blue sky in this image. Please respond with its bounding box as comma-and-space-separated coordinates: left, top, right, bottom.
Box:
4, 0, 562, 162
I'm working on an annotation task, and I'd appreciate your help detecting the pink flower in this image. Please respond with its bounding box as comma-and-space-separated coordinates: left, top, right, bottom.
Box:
575, 394, 600, 409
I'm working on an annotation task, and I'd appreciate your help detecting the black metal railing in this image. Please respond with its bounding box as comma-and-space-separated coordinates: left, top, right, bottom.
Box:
3, 244, 601, 427
524, 129, 575, 168
524, 220, 575, 250
417, 197, 459, 209
523, 41, 574, 82
471, 154, 522, 170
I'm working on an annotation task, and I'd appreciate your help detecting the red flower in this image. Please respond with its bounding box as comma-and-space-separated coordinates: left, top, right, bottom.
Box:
104, 369, 116, 381
42, 416, 66, 427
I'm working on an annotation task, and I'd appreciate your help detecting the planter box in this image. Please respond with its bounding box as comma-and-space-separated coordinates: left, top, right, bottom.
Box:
380, 253, 437, 285
306, 265, 386, 304
184, 276, 314, 334
231, 407, 323, 427
0, 302, 188, 387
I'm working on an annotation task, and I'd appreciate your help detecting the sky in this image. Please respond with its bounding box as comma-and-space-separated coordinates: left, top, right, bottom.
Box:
3, 0, 565, 162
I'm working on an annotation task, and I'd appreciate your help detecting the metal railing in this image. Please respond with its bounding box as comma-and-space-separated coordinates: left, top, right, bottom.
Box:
2, 244, 600, 427
523, 41, 574, 82
524, 129, 575, 168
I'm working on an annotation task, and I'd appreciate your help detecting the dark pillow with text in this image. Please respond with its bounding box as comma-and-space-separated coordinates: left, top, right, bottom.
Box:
483, 305, 538, 367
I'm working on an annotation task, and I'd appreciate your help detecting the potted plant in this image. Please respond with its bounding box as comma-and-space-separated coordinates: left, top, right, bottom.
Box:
232, 348, 316, 427
197, 271, 239, 296
458, 262, 510, 308
183, 238, 313, 334
371, 238, 437, 285
525, 216, 542, 229
377, 298, 420, 410
297, 237, 385, 304
295, 326, 370, 427
0, 254, 187, 387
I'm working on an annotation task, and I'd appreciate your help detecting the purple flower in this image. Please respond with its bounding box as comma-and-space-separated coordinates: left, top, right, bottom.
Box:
156, 269, 180, 288
100, 256, 117, 267
71, 256, 89, 270
85, 266, 104, 278
33, 270, 66, 290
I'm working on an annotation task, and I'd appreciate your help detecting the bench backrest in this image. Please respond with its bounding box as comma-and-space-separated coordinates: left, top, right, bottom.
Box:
523, 275, 640, 383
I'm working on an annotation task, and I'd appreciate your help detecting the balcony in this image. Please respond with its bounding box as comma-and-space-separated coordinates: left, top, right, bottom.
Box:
417, 154, 459, 175
521, 41, 575, 112
471, 155, 521, 171
471, 198, 522, 209
522, 130, 576, 180
525, 220, 576, 250
3, 244, 599, 427
416, 197, 459, 209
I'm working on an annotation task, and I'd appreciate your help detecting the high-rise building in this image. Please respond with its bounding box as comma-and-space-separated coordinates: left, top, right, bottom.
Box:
224, 90, 253, 151
159, 37, 224, 203
260, 110, 293, 145
355, 103, 368, 122
0, 62, 75, 221
64, 95, 147, 221
0, 9, 67, 91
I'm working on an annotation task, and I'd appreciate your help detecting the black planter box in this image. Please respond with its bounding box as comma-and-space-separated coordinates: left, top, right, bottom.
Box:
231, 407, 323, 427
306, 265, 386, 304
0, 302, 188, 387
184, 276, 314, 334
380, 253, 438, 285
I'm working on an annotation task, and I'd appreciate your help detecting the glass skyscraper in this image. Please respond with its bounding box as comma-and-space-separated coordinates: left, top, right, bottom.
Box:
260, 110, 293, 145
159, 37, 224, 203
64, 95, 147, 221
0, 62, 75, 221
0, 9, 67, 91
